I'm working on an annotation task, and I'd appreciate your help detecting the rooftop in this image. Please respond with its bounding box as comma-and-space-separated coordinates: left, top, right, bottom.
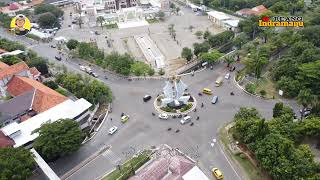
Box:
0, 61, 29, 80
7, 76, 68, 113
236, 5, 268, 16
1, 98, 92, 147
207, 10, 231, 20
0, 130, 15, 148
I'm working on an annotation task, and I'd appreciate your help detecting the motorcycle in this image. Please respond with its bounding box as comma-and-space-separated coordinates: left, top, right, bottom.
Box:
230, 92, 234, 96
198, 93, 202, 96
152, 112, 155, 116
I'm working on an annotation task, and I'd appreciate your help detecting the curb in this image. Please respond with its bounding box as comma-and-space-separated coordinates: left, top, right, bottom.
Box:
153, 96, 197, 116
233, 76, 269, 100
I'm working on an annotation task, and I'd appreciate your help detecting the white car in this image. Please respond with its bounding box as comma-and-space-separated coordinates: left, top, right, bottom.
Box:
80, 66, 86, 71
224, 73, 230, 79
158, 113, 169, 119
108, 126, 118, 135
180, 116, 191, 124
91, 72, 98, 77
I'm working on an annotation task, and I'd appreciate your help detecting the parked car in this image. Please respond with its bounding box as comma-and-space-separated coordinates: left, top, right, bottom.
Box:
143, 95, 152, 102
211, 96, 218, 104
108, 126, 118, 135
212, 168, 223, 180
50, 44, 56, 48
121, 115, 130, 123
80, 66, 86, 71
95, 31, 100, 35
158, 113, 169, 120
180, 116, 191, 124
224, 73, 230, 79
55, 56, 62, 61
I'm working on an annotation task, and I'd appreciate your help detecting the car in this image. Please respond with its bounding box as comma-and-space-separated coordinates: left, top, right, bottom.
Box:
212, 168, 223, 180
224, 73, 230, 79
95, 31, 100, 35
143, 95, 152, 102
180, 116, 191, 124
91, 72, 98, 77
55, 56, 62, 61
50, 44, 56, 48
80, 66, 86, 71
121, 115, 129, 123
211, 96, 218, 104
108, 126, 118, 135
158, 113, 169, 119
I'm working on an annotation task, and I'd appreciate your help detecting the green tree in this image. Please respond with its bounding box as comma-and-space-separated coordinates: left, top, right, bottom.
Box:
131, 61, 151, 76
223, 55, 234, 67
260, 27, 274, 43
193, 42, 210, 57
273, 102, 294, 118
245, 51, 268, 78
34, 4, 63, 17
26, 57, 49, 75
38, 12, 58, 28
0, 147, 35, 180
157, 11, 165, 21
34, 119, 83, 160
238, 16, 260, 39
0, 55, 22, 65
43, 80, 59, 90
96, 16, 105, 29
158, 68, 165, 75
203, 30, 211, 39
207, 31, 234, 48
234, 107, 260, 121
147, 68, 155, 76
194, 31, 203, 39
233, 32, 249, 49
276, 76, 301, 98
66, 39, 79, 50
297, 89, 313, 108
75, 16, 84, 29
181, 47, 193, 61
199, 50, 223, 63
297, 60, 320, 94
0, 13, 11, 28
80, 80, 113, 104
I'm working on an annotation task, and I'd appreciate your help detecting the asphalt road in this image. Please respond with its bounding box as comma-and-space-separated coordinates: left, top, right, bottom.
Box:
0, 28, 300, 180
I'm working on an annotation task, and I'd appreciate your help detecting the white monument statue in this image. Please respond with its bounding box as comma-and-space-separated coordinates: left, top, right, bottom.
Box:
161, 77, 190, 107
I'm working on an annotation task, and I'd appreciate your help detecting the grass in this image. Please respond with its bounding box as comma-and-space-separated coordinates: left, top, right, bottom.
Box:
105, 23, 118, 29
102, 150, 151, 180
254, 75, 278, 99
219, 125, 267, 180
146, 18, 159, 24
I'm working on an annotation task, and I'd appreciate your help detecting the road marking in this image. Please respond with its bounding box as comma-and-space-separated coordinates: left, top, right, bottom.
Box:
217, 142, 242, 180
102, 149, 121, 164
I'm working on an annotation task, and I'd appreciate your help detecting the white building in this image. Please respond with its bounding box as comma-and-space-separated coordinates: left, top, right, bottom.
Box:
207, 10, 241, 32
1, 98, 92, 148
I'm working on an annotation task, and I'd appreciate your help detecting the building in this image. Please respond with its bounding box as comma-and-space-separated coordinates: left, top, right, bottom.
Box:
78, 0, 137, 13
236, 5, 268, 17
129, 145, 209, 180
0, 62, 92, 148
207, 10, 240, 32
0, 0, 43, 16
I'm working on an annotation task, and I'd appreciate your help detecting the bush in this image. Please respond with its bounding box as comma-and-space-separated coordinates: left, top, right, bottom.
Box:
158, 68, 165, 76
180, 103, 193, 112
239, 153, 247, 159
55, 87, 68, 96
161, 106, 176, 113
259, 89, 267, 97
148, 68, 155, 76
245, 83, 256, 94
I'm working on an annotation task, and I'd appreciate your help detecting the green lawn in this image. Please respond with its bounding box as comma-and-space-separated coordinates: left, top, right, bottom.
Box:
219, 126, 267, 180
102, 150, 151, 180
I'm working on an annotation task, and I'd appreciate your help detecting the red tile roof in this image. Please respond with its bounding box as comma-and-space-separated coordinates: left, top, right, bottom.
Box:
237, 5, 268, 16
0, 131, 14, 148
30, 67, 41, 77
0, 62, 9, 70
7, 76, 67, 113
0, 61, 29, 80
9, 3, 19, 10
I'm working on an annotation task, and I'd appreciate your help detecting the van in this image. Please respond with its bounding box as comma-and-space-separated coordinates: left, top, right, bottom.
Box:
215, 76, 223, 87
202, 88, 212, 95
180, 116, 191, 124
211, 96, 218, 104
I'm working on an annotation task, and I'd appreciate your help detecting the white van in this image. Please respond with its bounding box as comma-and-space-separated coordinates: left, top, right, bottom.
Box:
180, 116, 191, 124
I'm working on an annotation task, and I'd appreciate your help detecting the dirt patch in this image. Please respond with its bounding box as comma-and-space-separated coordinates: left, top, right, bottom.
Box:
166, 58, 186, 75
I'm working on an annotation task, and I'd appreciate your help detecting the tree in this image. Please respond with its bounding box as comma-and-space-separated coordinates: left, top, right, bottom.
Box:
245, 51, 268, 78
26, 57, 49, 75
168, 24, 174, 35
130, 61, 151, 76
203, 30, 211, 39
38, 12, 58, 28
0, 13, 11, 28
157, 11, 165, 21
297, 89, 313, 108
169, 2, 175, 9
75, 16, 84, 29
176, 7, 180, 13
147, 68, 155, 76
80, 80, 113, 104
158, 68, 165, 75
273, 102, 294, 118
276, 76, 301, 98
260, 27, 274, 43
181, 47, 193, 61
233, 32, 249, 49
34, 4, 63, 17
299, 25, 320, 47
96, 16, 105, 29
223, 55, 234, 67
34, 119, 83, 160
297, 60, 320, 94
66, 39, 79, 50
194, 31, 203, 39
199, 50, 223, 63
207, 31, 234, 48
0, 147, 35, 179
238, 16, 260, 39
234, 107, 260, 121
43, 80, 59, 90
193, 42, 210, 57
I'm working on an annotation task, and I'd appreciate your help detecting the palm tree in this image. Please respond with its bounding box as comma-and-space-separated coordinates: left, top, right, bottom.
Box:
297, 89, 313, 108
96, 16, 105, 29
224, 55, 234, 67
246, 51, 268, 78
261, 27, 274, 43
76, 16, 83, 29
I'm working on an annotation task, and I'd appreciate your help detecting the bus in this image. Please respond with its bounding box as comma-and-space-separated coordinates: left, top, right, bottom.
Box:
202, 88, 213, 95
215, 76, 223, 87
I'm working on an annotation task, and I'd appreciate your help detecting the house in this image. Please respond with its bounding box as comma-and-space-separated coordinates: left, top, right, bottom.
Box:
207, 10, 240, 32
129, 145, 210, 180
236, 5, 268, 17
0, 0, 43, 16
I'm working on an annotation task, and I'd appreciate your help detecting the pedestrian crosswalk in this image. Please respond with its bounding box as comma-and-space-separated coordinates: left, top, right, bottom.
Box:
102, 149, 121, 164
